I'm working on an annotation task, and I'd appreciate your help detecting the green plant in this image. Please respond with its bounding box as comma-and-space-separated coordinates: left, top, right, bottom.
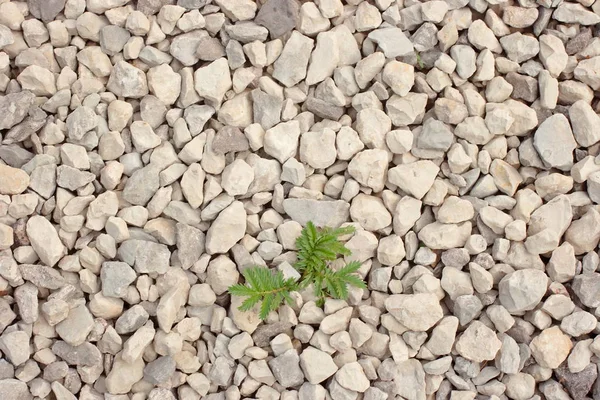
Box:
415, 51, 424, 69
228, 222, 366, 319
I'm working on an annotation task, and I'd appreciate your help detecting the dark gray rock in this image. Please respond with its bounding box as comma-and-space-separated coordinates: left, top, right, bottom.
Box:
268, 349, 305, 388
566, 27, 592, 55
212, 126, 249, 154
555, 364, 597, 400
28, 0, 66, 22
252, 322, 293, 347
52, 341, 102, 367
505, 72, 539, 103
255, 0, 300, 39
144, 356, 176, 384
137, 0, 176, 15
0, 145, 33, 168
178, 0, 209, 8
305, 96, 345, 120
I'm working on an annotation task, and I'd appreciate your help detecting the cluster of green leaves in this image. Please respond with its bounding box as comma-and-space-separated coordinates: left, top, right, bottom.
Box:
228, 222, 366, 319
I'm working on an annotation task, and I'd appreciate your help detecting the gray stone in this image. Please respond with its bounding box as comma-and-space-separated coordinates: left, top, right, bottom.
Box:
51, 341, 102, 366
144, 356, 176, 385
55, 304, 94, 346
19, 264, 65, 289
176, 223, 205, 269
101, 261, 137, 298
268, 349, 304, 388
123, 165, 161, 206
0, 379, 31, 400
118, 239, 171, 275
255, 0, 299, 38
555, 364, 597, 400
572, 273, 600, 308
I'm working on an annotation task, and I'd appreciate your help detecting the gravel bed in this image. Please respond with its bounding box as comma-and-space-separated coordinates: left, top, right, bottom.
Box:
0, 0, 600, 399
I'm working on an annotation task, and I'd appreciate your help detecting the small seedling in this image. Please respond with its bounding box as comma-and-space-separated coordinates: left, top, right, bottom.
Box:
228, 222, 366, 319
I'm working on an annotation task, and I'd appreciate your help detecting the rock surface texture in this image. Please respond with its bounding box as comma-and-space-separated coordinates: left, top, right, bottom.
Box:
0, 0, 599, 399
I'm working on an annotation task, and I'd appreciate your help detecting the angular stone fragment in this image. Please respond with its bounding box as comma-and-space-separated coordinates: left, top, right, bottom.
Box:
144, 356, 176, 385
65, 106, 97, 141
336, 362, 370, 393
0, 379, 31, 400
282, 199, 349, 228
418, 222, 471, 250
0, 91, 35, 130
385, 294, 443, 331
105, 353, 144, 395
26, 216, 65, 267
205, 201, 246, 254
499, 269, 548, 313
306, 31, 339, 86
107, 61, 149, 98
118, 239, 170, 275
273, 31, 313, 87
530, 326, 573, 369
300, 347, 338, 384
569, 100, 600, 147
455, 321, 502, 362
194, 58, 232, 106
122, 165, 160, 206
574, 57, 600, 91
348, 149, 388, 193
553, 3, 600, 25
368, 28, 414, 58
55, 304, 94, 347
269, 349, 305, 388
101, 261, 137, 298
395, 359, 426, 400
572, 273, 600, 308
255, 0, 299, 38
0, 330, 30, 366
176, 223, 204, 269
0, 164, 30, 195
19, 264, 65, 289
533, 114, 577, 171
388, 161, 439, 199
52, 341, 102, 367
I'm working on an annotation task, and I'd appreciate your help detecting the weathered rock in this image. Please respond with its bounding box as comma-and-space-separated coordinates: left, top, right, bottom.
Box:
385, 294, 443, 331
530, 327, 573, 369
282, 199, 349, 228
26, 216, 66, 267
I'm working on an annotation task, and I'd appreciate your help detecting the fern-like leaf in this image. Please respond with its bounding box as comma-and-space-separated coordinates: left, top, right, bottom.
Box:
228, 266, 298, 320
295, 222, 355, 271
321, 261, 366, 300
